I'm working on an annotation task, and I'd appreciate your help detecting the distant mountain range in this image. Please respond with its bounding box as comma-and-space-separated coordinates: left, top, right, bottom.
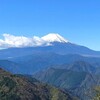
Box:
34, 67, 98, 100
1, 53, 100, 74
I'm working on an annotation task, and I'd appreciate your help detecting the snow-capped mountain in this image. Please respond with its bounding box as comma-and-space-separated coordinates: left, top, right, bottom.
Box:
0, 33, 100, 58
0, 33, 69, 48
41, 33, 68, 43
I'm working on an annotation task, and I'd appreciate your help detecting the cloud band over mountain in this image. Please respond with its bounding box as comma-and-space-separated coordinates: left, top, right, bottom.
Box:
0, 33, 67, 48
0, 34, 47, 48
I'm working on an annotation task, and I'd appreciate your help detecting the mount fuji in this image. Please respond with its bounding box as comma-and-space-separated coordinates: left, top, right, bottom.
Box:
0, 33, 100, 59
41, 33, 68, 43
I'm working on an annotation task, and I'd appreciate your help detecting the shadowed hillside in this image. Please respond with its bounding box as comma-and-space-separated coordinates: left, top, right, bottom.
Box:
0, 68, 75, 100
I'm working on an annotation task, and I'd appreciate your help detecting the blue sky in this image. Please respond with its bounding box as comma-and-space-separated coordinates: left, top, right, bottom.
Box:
0, 0, 100, 50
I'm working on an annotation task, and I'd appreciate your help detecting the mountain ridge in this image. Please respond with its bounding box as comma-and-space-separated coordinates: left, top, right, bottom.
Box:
34, 67, 97, 100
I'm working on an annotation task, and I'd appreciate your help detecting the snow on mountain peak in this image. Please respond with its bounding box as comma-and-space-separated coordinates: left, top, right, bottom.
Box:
0, 33, 69, 48
42, 33, 68, 43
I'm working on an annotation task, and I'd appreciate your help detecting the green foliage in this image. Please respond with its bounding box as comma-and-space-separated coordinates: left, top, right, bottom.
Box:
50, 87, 68, 100
0, 68, 74, 100
0, 77, 16, 90
93, 87, 100, 100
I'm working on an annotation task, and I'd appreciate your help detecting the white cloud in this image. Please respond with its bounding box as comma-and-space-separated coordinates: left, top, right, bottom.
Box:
0, 33, 67, 48
0, 34, 47, 48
